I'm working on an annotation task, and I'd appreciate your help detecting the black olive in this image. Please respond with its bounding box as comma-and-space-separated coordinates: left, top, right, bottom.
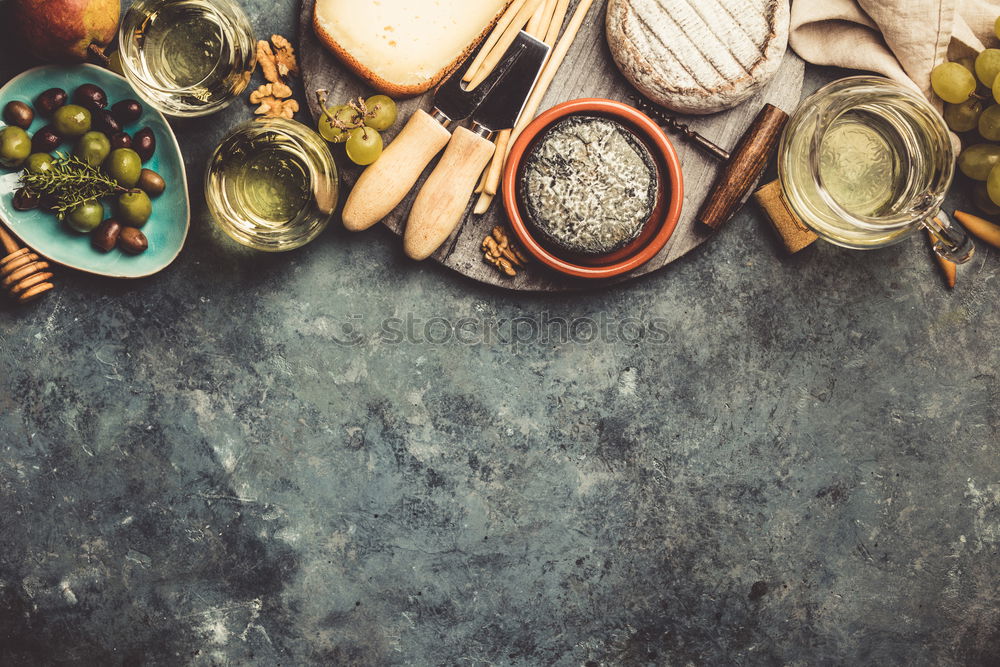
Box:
132, 128, 155, 162
91, 109, 121, 135
72, 83, 108, 111
109, 132, 132, 150
12, 188, 39, 211
35, 88, 67, 117
111, 99, 143, 125
31, 126, 62, 153
3, 101, 34, 129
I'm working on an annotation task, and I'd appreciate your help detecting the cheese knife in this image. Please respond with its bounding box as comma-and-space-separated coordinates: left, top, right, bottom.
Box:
341, 34, 532, 232
404, 32, 550, 261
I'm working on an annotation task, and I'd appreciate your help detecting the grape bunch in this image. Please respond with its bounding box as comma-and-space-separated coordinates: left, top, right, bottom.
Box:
315, 93, 398, 166
931, 17, 1000, 214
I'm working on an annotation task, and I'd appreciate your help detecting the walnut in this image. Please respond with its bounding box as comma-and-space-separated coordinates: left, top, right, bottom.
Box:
254, 97, 299, 120
270, 34, 299, 78
250, 82, 292, 103
251, 35, 299, 118
482, 226, 528, 277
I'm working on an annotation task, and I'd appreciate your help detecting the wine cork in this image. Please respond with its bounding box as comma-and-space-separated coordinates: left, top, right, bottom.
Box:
753, 180, 818, 253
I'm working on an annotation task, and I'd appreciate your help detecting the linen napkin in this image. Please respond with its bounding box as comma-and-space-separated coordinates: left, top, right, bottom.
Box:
789, 0, 1000, 101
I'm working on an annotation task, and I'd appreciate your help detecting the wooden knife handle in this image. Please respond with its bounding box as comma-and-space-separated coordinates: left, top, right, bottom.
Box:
342, 109, 453, 232
698, 104, 789, 230
404, 127, 496, 261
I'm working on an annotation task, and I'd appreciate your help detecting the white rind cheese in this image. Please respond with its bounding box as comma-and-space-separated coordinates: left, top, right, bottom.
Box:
314, 0, 510, 97
606, 0, 789, 115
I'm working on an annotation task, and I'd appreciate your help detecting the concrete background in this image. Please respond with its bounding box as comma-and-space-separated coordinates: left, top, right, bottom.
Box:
1, 1, 999, 665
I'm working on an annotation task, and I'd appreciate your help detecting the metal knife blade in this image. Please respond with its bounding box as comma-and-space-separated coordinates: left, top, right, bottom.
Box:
432, 32, 532, 124
471, 32, 550, 134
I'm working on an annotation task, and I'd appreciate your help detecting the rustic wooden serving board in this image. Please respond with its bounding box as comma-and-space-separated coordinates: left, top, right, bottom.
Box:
298, 0, 804, 291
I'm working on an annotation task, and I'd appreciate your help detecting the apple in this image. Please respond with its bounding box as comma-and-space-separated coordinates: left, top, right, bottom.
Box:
13, 0, 120, 63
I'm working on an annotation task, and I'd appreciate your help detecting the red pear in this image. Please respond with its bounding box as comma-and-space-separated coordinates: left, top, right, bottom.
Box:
14, 0, 120, 63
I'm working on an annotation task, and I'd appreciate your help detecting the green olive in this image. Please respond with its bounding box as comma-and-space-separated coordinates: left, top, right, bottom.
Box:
25, 153, 54, 174
117, 190, 152, 227
74, 131, 111, 167
104, 148, 142, 188
66, 200, 104, 233
137, 168, 166, 197
0, 126, 31, 169
52, 104, 92, 138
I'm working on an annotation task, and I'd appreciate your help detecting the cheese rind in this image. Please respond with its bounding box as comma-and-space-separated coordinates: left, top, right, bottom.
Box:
606, 0, 789, 115
314, 0, 510, 97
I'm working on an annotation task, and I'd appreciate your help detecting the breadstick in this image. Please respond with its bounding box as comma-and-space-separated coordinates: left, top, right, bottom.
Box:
536, 0, 559, 40
467, 0, 544, 90
464, 0, 528, 83
544, 0, 571, 45
527, 0, 552, 37
474, 192, 494, 215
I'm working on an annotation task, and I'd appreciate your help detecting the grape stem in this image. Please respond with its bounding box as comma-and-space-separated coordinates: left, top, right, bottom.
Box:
314, 90, 378, 131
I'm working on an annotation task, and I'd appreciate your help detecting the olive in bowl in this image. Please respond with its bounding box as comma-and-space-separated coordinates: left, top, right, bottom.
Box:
111, 99, 143, 125
32, 126, 62, 154
0, 126, 31, 169
35, 88, 67, 117
73, 83, 108, 111
118, 190, 152, 227
132, 128, 156, 162
3, 101, 34, 129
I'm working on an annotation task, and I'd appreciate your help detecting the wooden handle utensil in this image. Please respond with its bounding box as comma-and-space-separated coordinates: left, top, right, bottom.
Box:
404, 127, 496, 260
342, 110, 453, 231
0, 219, 54, 304
697, 104, 789, 229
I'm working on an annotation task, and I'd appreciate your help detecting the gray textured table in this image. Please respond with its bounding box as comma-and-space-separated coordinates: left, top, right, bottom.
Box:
1, 2, 999, 665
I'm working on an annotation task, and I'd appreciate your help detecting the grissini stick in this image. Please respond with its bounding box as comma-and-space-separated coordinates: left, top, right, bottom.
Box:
464, 0, 529, 83
467, 0, 544, 90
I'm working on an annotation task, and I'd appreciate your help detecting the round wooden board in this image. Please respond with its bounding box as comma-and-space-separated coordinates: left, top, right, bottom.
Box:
298, 0, 804, 292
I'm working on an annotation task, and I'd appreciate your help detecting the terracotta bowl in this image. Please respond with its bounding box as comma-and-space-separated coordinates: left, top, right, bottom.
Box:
503, 98, 684, 280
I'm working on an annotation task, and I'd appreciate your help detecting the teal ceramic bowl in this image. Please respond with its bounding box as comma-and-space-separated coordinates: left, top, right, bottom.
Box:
0, 64, 189, 278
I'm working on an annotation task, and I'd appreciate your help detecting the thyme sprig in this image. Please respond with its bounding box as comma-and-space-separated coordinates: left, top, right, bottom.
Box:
19, 154, 127, 219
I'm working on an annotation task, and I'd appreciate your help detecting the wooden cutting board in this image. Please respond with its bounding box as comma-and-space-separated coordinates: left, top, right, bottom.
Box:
297, 0, 804, 292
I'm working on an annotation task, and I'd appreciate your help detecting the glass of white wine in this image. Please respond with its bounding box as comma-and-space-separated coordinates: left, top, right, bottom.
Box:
118, 0, 256, 117
778, 76, 974, 262
205, 118, 338, 252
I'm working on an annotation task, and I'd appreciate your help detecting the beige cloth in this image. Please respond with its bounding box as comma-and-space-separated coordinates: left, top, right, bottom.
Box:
790, 0, 1000, 100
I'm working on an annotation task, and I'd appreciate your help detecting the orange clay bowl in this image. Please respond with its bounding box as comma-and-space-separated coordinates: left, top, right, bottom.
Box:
503, 98, 684, 280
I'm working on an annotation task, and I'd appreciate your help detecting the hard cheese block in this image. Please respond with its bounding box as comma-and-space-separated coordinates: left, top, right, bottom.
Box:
313, 0, 511, 97
606, 0, 789, 115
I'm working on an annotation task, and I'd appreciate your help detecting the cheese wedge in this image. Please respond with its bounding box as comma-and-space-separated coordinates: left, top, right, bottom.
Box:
314, 0, 512, 97
606, 0, 789, 115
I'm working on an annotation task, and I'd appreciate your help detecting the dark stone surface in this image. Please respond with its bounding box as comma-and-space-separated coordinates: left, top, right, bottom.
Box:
2, 2, 1000, 666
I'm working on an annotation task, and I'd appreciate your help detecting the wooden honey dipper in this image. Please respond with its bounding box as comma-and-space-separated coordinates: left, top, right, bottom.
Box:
0, 217, 54, 304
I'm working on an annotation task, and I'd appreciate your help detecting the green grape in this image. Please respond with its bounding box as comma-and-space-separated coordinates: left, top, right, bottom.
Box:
931, 62, 976, 103
944, 98, 984, 132
345, 127, 383, 165
980, 104, 1000, 140
995, 15, 1000, 40
987, 163, 1000, 206
993, 72, 1000, 105
972, 181, 1000, 216
317, 105, 360, 143
975, 49, 1000, 87
961, 143, 1000, 180
364, 95, 398, 131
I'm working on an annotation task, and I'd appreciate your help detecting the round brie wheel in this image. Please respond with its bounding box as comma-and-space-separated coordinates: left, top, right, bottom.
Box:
606, 0, 789, 115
